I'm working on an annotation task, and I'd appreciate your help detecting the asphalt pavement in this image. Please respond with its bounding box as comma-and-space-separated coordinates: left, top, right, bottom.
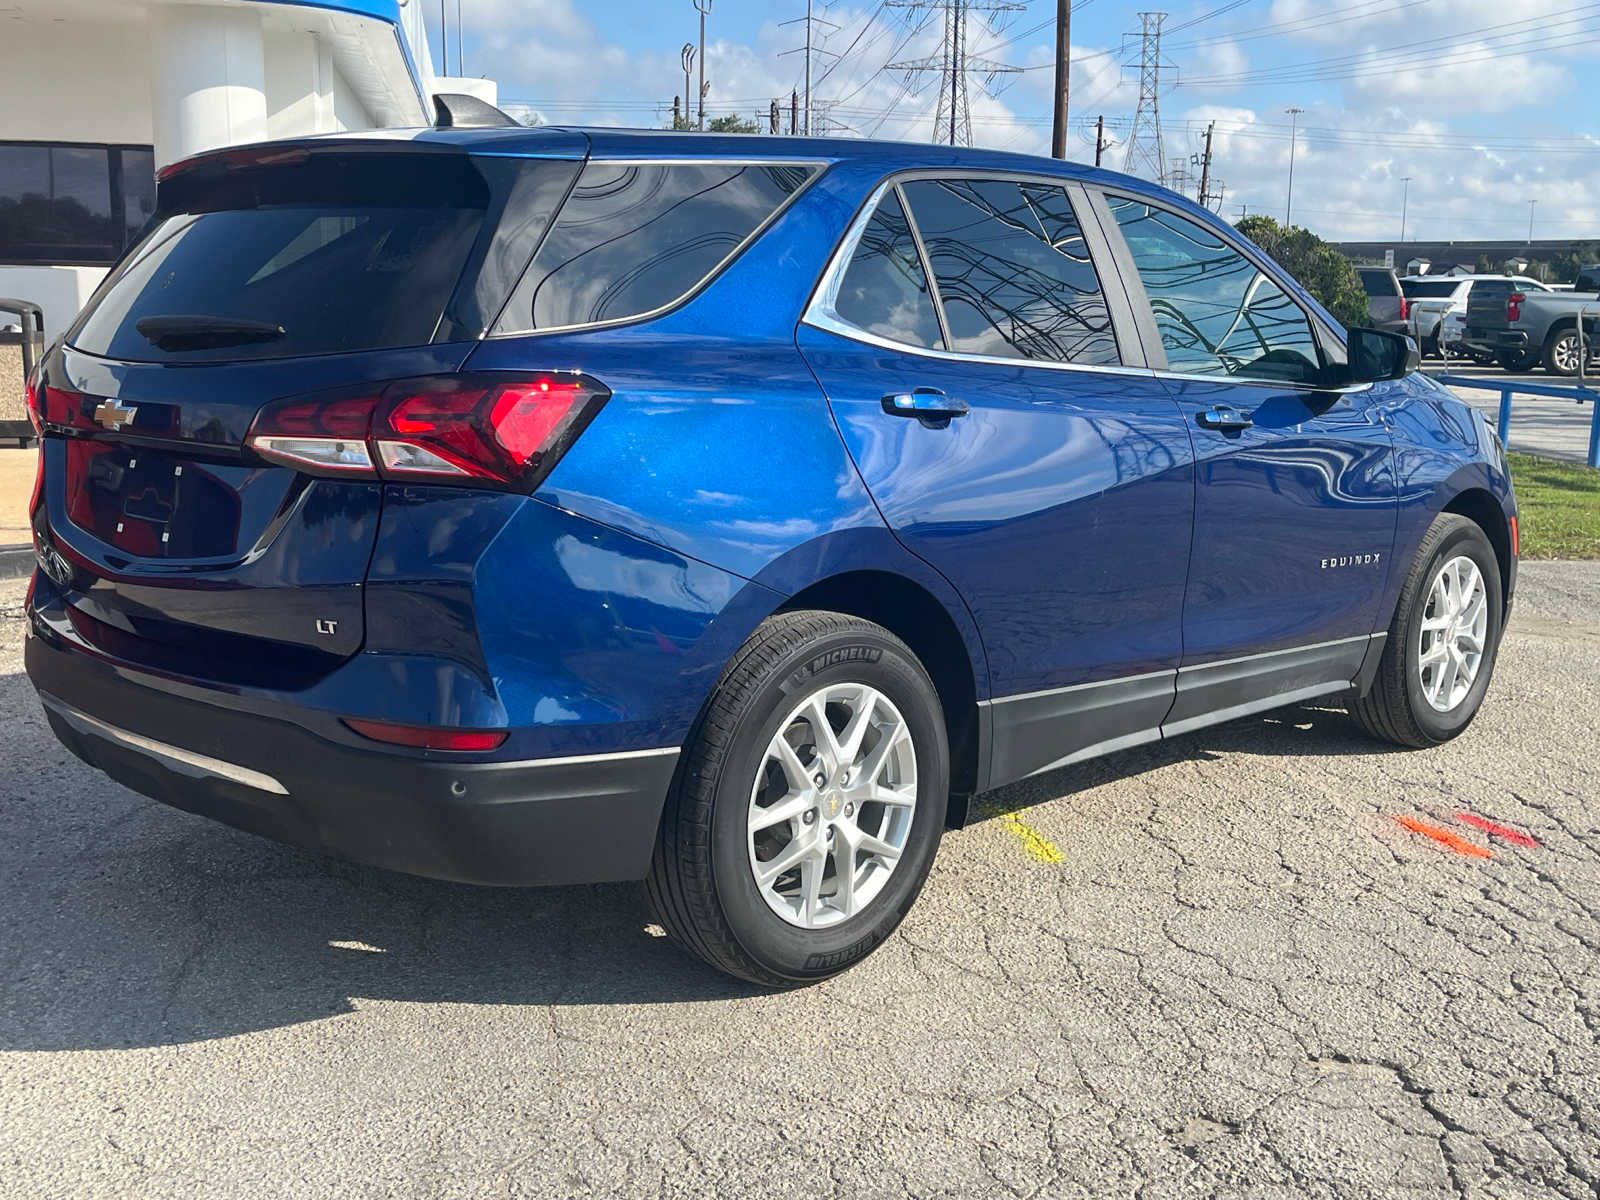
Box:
1429, 362, 1598, 464
1, 566, 1597, 1199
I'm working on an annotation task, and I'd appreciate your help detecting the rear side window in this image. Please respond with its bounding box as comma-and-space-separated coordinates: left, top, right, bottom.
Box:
1400, 279, 1459, 299
832, 188, 944, 350
1109, 195, 1322, 385
494, 161, 818, 333
1359, 269, 1399, 298
900, 178, 1119, 365
72, 153, 573, 363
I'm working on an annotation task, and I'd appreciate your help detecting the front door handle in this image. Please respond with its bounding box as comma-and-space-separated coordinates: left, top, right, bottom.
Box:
1197, 404, 1253, 431
882, 388, 970, 420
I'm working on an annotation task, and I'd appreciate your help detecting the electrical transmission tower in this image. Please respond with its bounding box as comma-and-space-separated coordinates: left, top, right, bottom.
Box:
1120, 12, 1176, 185
886, 0, 1023, 147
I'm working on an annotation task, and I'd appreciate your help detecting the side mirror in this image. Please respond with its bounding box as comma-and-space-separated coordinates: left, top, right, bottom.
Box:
1342, 327, 1419, 385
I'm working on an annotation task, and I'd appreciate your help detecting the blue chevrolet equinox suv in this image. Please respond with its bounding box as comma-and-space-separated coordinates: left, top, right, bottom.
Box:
24, 127, 1517, 985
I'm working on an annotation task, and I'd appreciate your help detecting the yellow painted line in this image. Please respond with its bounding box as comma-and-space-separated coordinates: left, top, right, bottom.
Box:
998, 807, 1064, 864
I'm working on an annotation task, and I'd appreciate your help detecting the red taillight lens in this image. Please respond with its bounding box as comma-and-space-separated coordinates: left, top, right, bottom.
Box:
24, 366, 43, 517
342, 717, 508, 752
1507, 292, 1525, 322
245, 373, 608, 490
1399, 297, 1410, 321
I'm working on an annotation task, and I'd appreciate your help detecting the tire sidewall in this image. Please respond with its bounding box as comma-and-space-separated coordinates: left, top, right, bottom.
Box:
706, 627, 947, 982
1400, 523, 1503, 741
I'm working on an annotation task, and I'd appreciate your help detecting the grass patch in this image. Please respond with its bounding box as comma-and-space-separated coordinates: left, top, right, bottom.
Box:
1508, 452, 1600, 559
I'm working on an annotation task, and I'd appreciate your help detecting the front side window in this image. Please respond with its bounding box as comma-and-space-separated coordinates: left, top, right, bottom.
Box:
831, 187, 944, 350
495, 161, 817, 333
1109, 195, 1323, 385
899, 177, 1120, 365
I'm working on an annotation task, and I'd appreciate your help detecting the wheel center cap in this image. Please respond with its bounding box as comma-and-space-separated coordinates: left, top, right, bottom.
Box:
822, 790, 844, 820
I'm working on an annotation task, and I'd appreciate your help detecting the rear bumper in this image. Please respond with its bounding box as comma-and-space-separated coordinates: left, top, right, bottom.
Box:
25, 625, 679, 887
1463, 329, 1529, 353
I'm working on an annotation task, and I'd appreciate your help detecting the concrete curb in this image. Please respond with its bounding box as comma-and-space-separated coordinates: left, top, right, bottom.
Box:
0, 546, 33, 581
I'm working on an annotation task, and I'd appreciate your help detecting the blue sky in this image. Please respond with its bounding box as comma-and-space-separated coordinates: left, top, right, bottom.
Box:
435, 1, 1599, 243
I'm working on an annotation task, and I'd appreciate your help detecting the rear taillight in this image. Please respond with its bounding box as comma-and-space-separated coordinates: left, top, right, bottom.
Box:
342, 717, 508, 752
1507, 292, 1525, 322
245, 373, 609, 491
24, 366, 43, 517
1399, 297, 1410, 322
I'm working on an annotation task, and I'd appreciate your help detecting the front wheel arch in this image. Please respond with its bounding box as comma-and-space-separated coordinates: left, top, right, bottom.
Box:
1442, 487, 1513, 603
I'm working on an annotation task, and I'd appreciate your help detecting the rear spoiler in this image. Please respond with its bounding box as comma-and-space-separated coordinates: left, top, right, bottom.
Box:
432, 93, 521, 129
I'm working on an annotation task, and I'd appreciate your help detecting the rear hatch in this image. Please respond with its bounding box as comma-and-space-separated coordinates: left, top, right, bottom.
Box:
31, 137, 586, 688
1465, 279, 1515, 336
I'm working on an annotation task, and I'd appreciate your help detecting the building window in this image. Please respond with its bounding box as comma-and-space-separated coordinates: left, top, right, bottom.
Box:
0, 142, 156, 267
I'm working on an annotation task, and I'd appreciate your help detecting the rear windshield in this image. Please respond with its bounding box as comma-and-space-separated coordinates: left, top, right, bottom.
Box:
1400, 279, 1460, 299
492, 161, 818, 333
1358, 270, 1398, 297
70, 152, 576, 363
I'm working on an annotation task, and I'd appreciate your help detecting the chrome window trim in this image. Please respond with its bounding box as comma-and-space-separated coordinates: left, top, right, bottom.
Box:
486, 158, 827, 340
801, 171, 1154, 380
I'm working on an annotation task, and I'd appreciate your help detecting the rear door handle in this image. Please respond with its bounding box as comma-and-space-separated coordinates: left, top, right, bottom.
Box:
1196, 404, 1253, 431
882, 388, 970, 419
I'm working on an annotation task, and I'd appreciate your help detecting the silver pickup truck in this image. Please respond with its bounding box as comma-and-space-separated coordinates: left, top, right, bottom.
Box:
1463, 268, 1600, 375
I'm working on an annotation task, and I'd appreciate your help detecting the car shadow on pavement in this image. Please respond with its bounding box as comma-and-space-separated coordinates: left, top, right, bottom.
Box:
0, 673, 1384, 1052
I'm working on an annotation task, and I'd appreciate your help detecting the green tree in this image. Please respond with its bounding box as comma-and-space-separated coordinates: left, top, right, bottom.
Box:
1475, 253, 1493, 274
707, 114, 763, 133
1234, 214, 1370, 328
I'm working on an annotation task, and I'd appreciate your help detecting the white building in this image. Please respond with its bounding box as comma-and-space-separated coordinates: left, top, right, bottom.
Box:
0, 0, 497, 337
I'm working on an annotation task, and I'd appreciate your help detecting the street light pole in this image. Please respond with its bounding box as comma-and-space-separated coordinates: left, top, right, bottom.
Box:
1284, 106, 1303, 227
804, 0, 813, 136
681, 43, 695, 129
1400, 176, 1411, 243
1528, 199, 1537, 244
694, 0, 712, 131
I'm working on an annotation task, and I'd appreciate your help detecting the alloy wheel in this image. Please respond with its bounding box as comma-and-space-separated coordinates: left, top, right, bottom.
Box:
746, 683, 918, 929
1417, 555, 1488, 713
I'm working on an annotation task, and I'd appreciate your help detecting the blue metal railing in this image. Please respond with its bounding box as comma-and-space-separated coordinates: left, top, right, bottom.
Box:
1430, 372, 1600, 468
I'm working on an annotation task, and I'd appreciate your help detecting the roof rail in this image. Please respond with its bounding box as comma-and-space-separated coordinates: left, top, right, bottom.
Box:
432, 93, 521, 129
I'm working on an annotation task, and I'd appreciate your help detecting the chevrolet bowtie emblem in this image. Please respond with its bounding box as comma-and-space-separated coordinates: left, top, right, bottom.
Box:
93, 399, 138, 431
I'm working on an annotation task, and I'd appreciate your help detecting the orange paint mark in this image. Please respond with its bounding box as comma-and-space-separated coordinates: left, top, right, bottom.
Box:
1395, 815, 1493, 859
1455, 812, 1539, 848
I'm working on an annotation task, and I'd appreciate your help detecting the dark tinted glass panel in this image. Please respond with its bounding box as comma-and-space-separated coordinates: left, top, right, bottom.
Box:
0, 144, 117, 264
1110, 196, 1321, 384
900, 178, 1119, 365
1399, 279, 1458, 298
1358, 270, 1398, 297
833, 188, 943, 349
119, 147, 157, 247
498, 162, 817, 332
73, 154, 494, 363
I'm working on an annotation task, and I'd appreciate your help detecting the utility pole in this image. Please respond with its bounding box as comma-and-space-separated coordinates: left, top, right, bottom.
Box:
1197, 121, 1213, 207
673, 96, 682, 129
1400, 176, 1411, 242
1528, 199, 1537, 244
439, 0, 448, 78
680, 44, 696, 129
1121, 13, 1173, 185
780, 2, 838, 136
1051, 0, 1070, 158
1284, 106, 1304, 227
886, 1, 1023, 148
455, 0, 463, 75
694, 0, 712, 131
806, 0, 814, 135
770, 99, 781, 134
791, 89, 799, 135
1095, 114, 1105, 166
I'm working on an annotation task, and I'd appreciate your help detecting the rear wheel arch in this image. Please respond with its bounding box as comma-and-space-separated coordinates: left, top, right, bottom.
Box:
779, 571, 980, 824
1441, 487, 1512, 600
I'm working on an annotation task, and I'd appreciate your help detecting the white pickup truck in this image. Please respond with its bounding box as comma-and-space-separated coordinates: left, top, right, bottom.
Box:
1400, 274, 1550, 362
